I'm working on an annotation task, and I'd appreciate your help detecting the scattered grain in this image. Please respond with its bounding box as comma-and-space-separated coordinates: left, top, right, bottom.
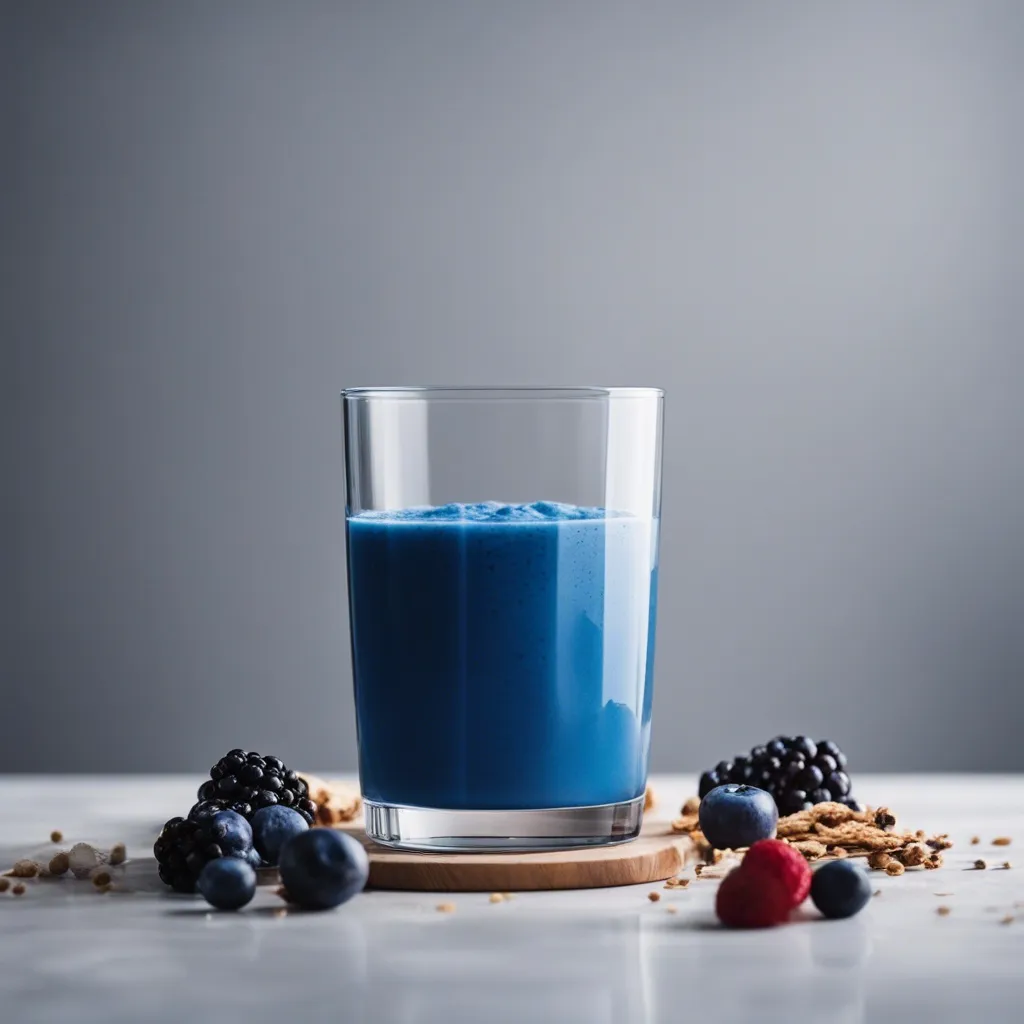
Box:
885, 861, 905, 877
873, 889, 882, 897
973, 859, 987, 870
671, 814, 701, 835
436, 903, 456, 914
0, 879, 9, 893
48, 852, 69, 876
50, 831, 63, 844
68, 843, 106, 880
1001, 915, 1014, 925
993, 837, 1012, 847
970, 836, 980, 845
11, 861, 38, 878
666, 906, 678, 915
109, 843, 127, 866
489, 893, 504, 904
648, 892, 661, 903
1001, 861, 1012, 870
868, 851, 892, 871
12, 884, 25, 896
937, 906, 951, 916
664, 877, 690, 890
91, 871, 112, 888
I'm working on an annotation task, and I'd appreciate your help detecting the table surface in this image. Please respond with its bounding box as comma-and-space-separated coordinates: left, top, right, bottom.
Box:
1, 774, 1022, 1024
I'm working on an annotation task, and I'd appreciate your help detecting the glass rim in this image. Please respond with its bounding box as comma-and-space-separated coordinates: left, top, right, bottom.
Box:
341, 385, 664, 402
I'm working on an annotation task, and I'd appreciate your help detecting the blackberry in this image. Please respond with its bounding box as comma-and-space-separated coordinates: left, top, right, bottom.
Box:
153, 815, 239, 893
199, 750, 317, 826
699, 737, 858, 816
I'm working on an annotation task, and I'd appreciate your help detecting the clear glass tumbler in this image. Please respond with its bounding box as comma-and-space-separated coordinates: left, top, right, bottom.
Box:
342, 386, 664, 851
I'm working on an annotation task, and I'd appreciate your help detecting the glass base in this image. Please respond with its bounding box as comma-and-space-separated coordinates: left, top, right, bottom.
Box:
363, 795, 645, 852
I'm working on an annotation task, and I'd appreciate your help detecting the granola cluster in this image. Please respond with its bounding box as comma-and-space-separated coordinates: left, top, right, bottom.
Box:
297, 773, 362, 826
672, 798, 952, 870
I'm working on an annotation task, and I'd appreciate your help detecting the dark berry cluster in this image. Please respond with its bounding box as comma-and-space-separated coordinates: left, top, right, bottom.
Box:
699, 736, 862, 817
153, 813, 252, 893
196, 749, 317, 823
154, 749, 315, 892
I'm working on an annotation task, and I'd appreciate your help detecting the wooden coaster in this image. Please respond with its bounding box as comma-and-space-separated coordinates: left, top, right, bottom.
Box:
340, 820, 699, 892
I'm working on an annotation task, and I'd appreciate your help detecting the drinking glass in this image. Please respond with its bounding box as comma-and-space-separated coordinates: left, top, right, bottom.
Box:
342, 386, 663, 851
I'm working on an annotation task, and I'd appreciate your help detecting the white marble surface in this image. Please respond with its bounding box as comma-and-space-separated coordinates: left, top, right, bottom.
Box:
0, 775, 1022, 1023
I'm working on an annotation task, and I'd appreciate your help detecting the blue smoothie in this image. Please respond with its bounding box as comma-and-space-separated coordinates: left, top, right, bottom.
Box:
346, 502, 659, 810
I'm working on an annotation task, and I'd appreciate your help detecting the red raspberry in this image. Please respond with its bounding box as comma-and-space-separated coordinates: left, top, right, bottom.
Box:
715, 863, 792, 928
743, 839, 812, 909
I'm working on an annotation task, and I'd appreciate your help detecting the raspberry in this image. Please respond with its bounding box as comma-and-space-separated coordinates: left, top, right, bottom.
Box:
715, 864, 792, 928
743, 839, 812, 909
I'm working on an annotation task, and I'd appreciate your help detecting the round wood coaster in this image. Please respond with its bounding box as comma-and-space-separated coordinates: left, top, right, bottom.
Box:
341, 820, 698, 892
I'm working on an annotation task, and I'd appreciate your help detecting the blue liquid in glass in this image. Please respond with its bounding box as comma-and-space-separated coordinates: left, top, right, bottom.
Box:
347, 502, 659, 810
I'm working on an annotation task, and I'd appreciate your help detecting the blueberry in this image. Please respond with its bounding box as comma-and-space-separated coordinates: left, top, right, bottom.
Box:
197, 858, 256, 911
198, 780, 218, 802
814, 754, 838, 775
698, 770, 720, 798
810, 860, 871, 919
766, 739, 787, 758
252, 805, 309, 866
698, 785, 778, 850
791, 736, 818, 761
826, 771, 851, 797
278, 829, 369, 911
206, 810, 253, 857
809, 787, 832, 804
714, 760, 734, 782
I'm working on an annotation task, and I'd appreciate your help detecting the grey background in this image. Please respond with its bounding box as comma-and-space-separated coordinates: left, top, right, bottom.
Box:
4, 0, 1024, 774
